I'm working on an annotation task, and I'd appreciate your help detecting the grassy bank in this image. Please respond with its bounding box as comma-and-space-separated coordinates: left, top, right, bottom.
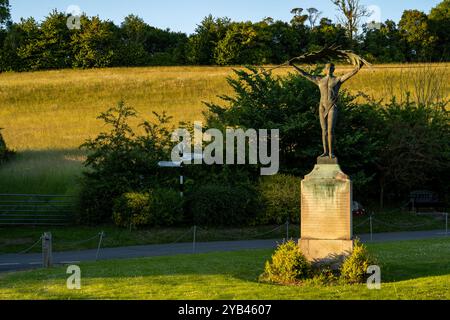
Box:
1, 64, 448, 195
1, 238, 449, 300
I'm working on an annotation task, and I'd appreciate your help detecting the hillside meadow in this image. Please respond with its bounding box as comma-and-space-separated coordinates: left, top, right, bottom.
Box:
0, 64, 449, 194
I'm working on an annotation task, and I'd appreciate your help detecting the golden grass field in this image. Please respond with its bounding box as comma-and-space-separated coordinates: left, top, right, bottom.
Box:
0, 64, 449, 194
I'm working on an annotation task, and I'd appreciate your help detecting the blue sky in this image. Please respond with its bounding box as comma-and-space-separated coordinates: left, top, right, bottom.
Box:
10, 0, 442, 34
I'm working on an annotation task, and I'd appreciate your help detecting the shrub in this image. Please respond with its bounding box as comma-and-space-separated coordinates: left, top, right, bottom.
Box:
340, 239, 376, 284
113, 192, 151, 228
149, 188, 184, 226
258, 174, 301, 224
78, 101, 177, 224
186, 182, 260, 226
113, 189, 183, 229
259, 240, 311, 285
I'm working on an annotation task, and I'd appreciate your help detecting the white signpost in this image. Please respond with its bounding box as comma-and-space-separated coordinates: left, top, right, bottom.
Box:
158, 153, 204, 197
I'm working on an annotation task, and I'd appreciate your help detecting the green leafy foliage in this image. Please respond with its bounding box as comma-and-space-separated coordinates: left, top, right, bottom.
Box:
113, 189, 183, 229
0, 11, 187, 71
185, 182, 261, 227
0, 0, 10, 26
187, 15, 231, 65
261, 240, 377, 287
71, 16, 117, 68
376, 98, 450, 206
14, 11, 72, 70
260, 240, 311, 285
257, 174, 301, 225
1, 2, 449, 71
399, 10, 437, 61
340, 239, 376, 284
361, 20, 406, 62
429, 0, 450, 60
113, 192, 151, 228
77, 101, 176, 224
215, 22, 272, 65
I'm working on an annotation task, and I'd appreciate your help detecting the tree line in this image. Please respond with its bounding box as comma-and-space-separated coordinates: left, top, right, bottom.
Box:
0, 0, 449, 71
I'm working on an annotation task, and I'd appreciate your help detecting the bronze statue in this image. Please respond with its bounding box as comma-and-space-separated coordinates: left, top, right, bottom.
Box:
256, 46, 370, 160
290, 61, 363, 159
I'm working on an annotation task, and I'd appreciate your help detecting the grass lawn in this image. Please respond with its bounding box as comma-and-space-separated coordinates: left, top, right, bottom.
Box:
0, 210, 446, 254
0, 238, 449, 300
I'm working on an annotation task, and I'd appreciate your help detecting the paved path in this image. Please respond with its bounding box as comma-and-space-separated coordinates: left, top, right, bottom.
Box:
0, 229, 448, 273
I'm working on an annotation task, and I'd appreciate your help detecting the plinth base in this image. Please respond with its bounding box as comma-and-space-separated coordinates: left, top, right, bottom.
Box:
317, 156, 339, 165
299, 239, 354, 265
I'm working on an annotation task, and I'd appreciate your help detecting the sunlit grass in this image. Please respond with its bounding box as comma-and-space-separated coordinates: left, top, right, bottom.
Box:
0, 238, 449, 300
0, 64, 448, 194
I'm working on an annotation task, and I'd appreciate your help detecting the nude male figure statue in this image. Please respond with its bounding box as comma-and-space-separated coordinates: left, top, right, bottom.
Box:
290, 61, 363, 159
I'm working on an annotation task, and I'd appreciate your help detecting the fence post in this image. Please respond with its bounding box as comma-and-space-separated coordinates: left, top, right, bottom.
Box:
370, 216, 373, 242
180, 166, 185, 198
42, 232, 53, 268
96, 231, 104, 261
193, 226, 197, 254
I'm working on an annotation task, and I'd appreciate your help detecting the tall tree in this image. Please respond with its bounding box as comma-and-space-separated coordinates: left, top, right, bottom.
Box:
70, 16, 118, 68
214, 21, 271, 65
399, 10, 436, 61
331, 0, 370, 42
17, 11, 72, 70
187, 15, 231, 65
428, 0, 450, 60
307, 8, 322, 28
309, 17, 350, 51
361, 20, 405, 62
0, 0, 10, 27
290, 8, 308, 26
116, 14, 151, 66
266, 20, 303, 63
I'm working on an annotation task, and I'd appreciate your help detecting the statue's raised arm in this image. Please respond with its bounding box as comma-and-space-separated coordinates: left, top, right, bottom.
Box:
339, 61, 363, 83
289, 61, 320, 84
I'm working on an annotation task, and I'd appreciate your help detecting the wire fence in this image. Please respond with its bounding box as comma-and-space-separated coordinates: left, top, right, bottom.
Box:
195, 223, 288, 242
1, 213, 448, 270
16, 236, 43, 255
353, 218, 371, 229
57, 233, 102, 246
0, 221, 293, 266
353, 212, 449, 240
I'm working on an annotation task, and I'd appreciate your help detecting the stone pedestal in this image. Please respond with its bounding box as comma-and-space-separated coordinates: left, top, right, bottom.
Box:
299, 163, 353, 264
